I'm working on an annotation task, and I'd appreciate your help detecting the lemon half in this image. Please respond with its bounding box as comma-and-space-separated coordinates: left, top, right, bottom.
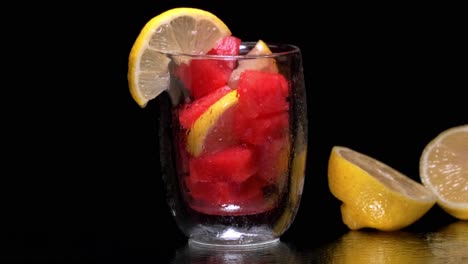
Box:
420, 124, 468, 220
328, 146, 436, 231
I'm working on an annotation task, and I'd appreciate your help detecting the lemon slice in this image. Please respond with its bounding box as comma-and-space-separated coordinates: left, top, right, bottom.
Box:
186, 90, 239, 156
328, 146, 436, 231
128, 8, 231, 107
228, 39, 278, 88
420, 124, 468, 220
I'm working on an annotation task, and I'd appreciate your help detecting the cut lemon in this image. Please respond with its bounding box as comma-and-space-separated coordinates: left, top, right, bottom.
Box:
420, 124, 468, 220
186, 90, 239, 156
228, 39, 278, 88
128, 7, 231, 107
328, 146, 436, 231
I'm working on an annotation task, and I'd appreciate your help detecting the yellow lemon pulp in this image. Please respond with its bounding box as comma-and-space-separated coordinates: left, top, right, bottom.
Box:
328, 146, 436, 231
186, 90, 239, 157
128, 7, 231, 107
420, 124, 468, 220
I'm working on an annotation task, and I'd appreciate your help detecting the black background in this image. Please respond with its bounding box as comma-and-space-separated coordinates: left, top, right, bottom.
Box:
4, 1, 467, 261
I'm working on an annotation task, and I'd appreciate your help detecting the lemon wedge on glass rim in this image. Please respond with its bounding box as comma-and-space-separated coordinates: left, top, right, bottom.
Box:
328, 146, 436, 231
128, 7, 231, 107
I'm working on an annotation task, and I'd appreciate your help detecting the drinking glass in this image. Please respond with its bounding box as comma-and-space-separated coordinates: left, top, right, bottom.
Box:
158, 42, 308, 248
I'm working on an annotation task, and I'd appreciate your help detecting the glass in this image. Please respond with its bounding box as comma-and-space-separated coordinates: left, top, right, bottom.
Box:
158, 42, 308, 248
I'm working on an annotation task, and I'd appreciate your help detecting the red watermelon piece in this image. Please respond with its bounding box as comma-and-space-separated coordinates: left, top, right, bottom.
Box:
189, 146, 258, 183
185, 176, 264, 205
232, 70, 290, 145
175, 36, 241, 99
208, 35, 241, 70
236, 70, 290, 118
234, 111, 289, 145
208, 35, 241, 56
175, 61, 231, 99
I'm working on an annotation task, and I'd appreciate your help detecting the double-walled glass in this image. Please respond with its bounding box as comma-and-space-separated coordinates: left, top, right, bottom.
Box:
158, 42, 308, 248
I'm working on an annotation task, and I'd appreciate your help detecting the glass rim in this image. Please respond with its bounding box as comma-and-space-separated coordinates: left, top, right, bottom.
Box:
161, 42, 301, 59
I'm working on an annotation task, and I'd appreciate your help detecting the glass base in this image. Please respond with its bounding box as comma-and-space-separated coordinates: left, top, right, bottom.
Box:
188, 225, 280, 249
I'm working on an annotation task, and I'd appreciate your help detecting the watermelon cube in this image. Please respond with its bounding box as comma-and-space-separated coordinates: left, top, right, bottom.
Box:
175, 36, 241, 99
208, 36, 241, 56
185, 175, 270, 215
236, 70, 290, 118
234, 111, 289, 145
175, 60, 231, 99
185, 176, 265, 205
208, 35, 241, 70
189, 146, 258, 183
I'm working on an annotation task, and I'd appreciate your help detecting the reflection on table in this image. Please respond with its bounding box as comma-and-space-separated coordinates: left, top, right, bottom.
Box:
171, 240, 308, 263
309, 220, 468, 263
170, 221, 468, 263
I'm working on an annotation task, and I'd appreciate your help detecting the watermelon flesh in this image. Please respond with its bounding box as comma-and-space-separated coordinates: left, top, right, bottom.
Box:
186, 176, 270, 216
189, 146, 257, 183
208, 35, 241, 70
236, 70, 289, 118
174, 39, 291, 216
175, 36, 241, 99
208, 36, 242, 56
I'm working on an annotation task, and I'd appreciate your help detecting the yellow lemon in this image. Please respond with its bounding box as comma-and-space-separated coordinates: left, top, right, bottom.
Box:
186, 90, 239, 157
328, 146, 436, 231
128, 8, 231, 107
420, 124, 468, 220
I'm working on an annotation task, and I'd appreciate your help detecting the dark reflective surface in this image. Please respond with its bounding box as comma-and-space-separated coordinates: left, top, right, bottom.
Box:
170, 221, 468, 263
172, 241, 308, 263
311, 221, 468, 263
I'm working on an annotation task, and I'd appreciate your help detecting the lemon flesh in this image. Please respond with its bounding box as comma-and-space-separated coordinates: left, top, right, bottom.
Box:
128, 8, 231, 107
186, 90, 239, 157
420, 124, 468, 220
328, 146, 436, 231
